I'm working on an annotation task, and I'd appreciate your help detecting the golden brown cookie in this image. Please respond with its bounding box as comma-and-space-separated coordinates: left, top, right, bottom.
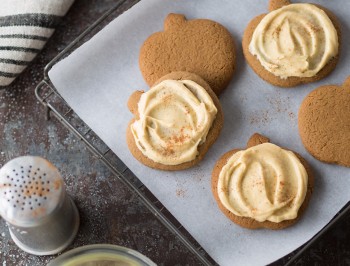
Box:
242, 0, 341, 87
139, 13, 236, 95
212, 133, 314, 230
299, 76, 350, 167
127, 71, 224, 171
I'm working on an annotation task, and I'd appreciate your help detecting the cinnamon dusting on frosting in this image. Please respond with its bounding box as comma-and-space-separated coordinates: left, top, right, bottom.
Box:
131, 79, 217, 165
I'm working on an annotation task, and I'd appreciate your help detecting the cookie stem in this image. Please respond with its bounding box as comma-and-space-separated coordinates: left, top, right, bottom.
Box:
127, 91, 143, 116
344, 76, 350, 87
269, 0, 291, 11
164, 13, 186, 31
247, 133, 270, 148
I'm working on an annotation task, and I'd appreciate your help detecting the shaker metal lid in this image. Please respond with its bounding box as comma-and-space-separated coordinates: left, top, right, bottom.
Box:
0, 156, 65, 227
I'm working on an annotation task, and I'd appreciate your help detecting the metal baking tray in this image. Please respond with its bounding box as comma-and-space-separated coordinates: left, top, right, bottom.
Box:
35, 1, 350, 265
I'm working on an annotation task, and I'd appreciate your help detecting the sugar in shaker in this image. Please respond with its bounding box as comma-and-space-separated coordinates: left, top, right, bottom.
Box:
0, 156, 80, 255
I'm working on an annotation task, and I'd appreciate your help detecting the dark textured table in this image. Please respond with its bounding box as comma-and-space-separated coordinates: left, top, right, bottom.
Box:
0, 1, 349, 265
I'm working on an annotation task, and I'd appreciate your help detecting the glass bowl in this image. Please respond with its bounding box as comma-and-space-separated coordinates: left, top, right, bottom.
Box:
47, 244, 157, 266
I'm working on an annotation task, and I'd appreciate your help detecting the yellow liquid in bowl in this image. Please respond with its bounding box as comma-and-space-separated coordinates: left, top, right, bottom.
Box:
62, 253, 142, 266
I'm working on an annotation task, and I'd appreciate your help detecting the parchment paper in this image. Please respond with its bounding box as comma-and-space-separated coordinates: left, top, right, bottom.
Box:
48, 0, 350, 265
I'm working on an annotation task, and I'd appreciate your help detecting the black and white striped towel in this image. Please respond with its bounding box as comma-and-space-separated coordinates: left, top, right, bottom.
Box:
0, 0, 74, 87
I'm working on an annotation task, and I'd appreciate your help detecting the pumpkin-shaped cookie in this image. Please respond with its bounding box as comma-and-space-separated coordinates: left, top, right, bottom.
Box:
212, 133, 314, 229
139, 13, 236, 95
127, 71, 223, 171
299, 76, 350, 167
242, 0, 341, 87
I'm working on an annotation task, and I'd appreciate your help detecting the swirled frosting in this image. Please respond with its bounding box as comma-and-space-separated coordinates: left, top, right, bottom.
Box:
249, 3, 338, 79
131, 79, 217, 165
217, 143, 308, 223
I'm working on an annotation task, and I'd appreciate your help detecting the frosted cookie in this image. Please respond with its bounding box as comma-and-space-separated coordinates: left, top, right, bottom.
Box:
242, 0, 341, 87
212, 133, 314, 229
127, 71, 223, 171
139, 13, 236, 95
299, 76, 350, 167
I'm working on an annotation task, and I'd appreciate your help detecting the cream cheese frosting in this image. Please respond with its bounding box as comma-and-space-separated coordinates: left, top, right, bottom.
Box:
217, 143, 308, 223
249, 3, 338, 79
131, 79, 217, 165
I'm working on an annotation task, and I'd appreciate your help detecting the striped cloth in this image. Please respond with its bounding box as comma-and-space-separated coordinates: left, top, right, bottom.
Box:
0, 0, 74, 87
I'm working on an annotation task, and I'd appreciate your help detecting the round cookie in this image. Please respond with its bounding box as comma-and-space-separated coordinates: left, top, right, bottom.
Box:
242, 0, 341, 87
139, 13, 236, 95
299, 76, 350, 167
127, 71, 224, 171
212, 133, 314, 230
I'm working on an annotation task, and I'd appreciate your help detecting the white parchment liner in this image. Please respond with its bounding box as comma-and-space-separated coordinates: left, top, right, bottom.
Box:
49, 0, 350, 265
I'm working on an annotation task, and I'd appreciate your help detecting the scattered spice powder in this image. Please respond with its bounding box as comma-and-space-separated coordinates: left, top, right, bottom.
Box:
176, 189, 186, 198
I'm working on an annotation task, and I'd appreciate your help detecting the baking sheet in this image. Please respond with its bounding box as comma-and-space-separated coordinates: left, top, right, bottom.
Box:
48, 0, 350, 265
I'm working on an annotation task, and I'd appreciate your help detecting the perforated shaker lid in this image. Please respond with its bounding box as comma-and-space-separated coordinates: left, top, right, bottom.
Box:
0, 156, 65, 227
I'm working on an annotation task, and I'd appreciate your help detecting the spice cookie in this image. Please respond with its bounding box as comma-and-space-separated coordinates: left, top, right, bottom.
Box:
139, 13, 236, 95
127, 71, 223, 171
299, 76, 350, 167
242, 0, 341, 87
212, 133, 314, 230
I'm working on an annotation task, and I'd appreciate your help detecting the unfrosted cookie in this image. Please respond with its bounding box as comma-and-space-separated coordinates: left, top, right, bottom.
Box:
139, 13, 236, 95
212, 133, 314, 230
242, 0, 341, 87
299, 76, 350, 167
127, 71, 223, 171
